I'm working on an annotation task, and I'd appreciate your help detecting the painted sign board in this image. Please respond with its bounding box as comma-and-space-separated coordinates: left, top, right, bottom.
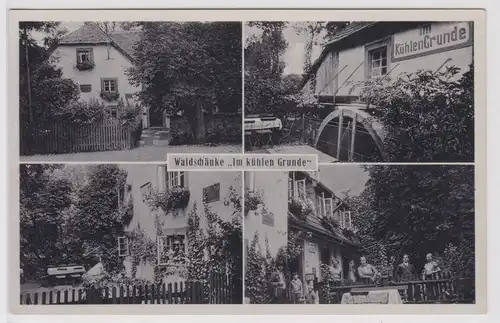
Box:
391, 22, 473, 62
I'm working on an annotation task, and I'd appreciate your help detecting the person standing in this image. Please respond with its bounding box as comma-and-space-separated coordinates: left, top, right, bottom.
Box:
305, 286, 317, 304
348, 260, 357, 283
422, 253, 441, 279
395, 254, 416, 282
329, 258, 343, 286
290, 273, 303, 304
358, 256, 379, 283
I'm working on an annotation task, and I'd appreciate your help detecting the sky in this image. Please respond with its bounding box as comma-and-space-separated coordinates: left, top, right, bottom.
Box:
319, 165, 369, 197
244, 23, 326, 76
35, 22, 325, 76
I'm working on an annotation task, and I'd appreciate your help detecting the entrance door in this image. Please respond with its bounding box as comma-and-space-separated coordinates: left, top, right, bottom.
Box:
342, 256, 349, 280
149, 108, 164, 128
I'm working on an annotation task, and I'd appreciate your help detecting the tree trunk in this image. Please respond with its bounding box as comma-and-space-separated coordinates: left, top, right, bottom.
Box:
24, 28, 33, 123
194, 99, 206, 143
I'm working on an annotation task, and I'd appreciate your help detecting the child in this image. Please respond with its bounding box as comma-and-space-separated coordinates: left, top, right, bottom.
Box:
305, 286, 317, 304
290, 273, 303, 304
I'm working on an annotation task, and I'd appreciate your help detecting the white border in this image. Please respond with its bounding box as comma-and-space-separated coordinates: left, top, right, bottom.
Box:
3, 4, 490, 320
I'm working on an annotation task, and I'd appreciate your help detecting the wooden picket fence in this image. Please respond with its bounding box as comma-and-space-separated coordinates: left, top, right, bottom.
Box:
20, 273, 234, 305
20, 120, 136, 155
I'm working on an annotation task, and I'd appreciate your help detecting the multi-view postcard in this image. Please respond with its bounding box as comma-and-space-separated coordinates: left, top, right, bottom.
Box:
8, 9, 485, 316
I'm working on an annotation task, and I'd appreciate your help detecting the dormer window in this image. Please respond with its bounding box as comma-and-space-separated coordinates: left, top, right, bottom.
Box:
77, 48, 93, 64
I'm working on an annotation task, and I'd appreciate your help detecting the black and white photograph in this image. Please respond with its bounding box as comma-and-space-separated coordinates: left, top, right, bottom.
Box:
244, 21, 474, 163
244, 165, 475, 304
19, 164, 243, 304
19, 21, 242, 162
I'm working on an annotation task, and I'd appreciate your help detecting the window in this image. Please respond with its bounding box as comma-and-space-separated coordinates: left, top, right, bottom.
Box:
157, 235, 186, 265
166, 171, 185, 189
368, 47, 388, 78
76, 48, 93, 64
80, 84, 92, 92
203, 183, 220, 203
140, 182, 152, 200
288, 177, 306, 200
262, 209, 275, 227
340, 211, 352, 229
107, 106, 118, 119
317, 194, 334, 218
117, 236, 129, 257
101, 78, 118, 93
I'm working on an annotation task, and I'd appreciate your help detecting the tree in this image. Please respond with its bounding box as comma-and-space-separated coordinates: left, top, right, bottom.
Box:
73, 165, 129, 274
19, 22, 80, 125
19, 164, 72, 280
323, 22, 350, 42
127, 22, 241, 142
244, 22, 288, 114
292, 21, 325, 86
356, 64, 474, 162
349, 165, 474, 276
244, 233, 269, 304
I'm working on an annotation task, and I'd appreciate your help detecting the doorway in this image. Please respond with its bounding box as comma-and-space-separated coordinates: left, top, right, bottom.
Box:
149, 108, 164, 128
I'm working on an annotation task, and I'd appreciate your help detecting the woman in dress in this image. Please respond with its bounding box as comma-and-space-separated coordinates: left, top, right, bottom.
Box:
348, 260, 357, 283
357, 256, 379, 283
422, 253, 441, 279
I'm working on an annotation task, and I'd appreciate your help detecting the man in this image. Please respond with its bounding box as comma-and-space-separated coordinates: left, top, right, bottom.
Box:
290, 273, 303, 304
395, 254, 416, 282
270, 265, 286, 298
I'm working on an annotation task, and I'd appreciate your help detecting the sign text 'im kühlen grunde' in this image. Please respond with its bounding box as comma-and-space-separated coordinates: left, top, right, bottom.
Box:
392, 22, 471, 60
168, 155, 317, 170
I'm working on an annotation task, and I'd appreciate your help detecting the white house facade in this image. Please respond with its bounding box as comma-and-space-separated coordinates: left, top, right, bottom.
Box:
117, 165, 241, 283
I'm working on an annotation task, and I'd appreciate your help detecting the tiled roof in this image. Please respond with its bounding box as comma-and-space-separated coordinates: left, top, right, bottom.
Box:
109, 31, 141, 59
288, 211, 360, 247
58, 23, 140, 61
323, 21, 376, 46
59, 22, 113, 45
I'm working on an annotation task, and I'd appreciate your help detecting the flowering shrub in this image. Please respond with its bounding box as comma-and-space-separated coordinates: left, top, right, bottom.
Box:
245, 189, 263, 213
321, 216, 340, 232
54, 98, 106, 125
146, 187, 190, 215
288, 197, 313, 220
75, 61, 95, 71
120, 200, 134, 227
100, 91, 120, 102
341, 227, 355, 239
285, 92, 318, 108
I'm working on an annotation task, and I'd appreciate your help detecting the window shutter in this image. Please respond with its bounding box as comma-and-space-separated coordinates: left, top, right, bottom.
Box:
316, 196, 322, 216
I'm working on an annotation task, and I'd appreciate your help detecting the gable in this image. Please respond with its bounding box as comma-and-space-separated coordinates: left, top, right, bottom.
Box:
57, 22, 139, 62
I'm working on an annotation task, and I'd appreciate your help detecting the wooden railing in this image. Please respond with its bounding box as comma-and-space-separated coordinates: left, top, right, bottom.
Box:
318, 272, 474, 304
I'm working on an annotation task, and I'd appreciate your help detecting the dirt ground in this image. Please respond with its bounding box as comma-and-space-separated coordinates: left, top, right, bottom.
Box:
19, 144, 241, 163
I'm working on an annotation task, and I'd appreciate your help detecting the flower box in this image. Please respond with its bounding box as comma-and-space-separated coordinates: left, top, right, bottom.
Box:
100, 91, 120, 102
245, 190, 263, 213
75, 61, 95, 71
288, 197, 313, 220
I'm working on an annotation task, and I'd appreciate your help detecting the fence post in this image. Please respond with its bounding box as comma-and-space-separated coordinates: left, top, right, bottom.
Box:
167, 283, 173, 304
